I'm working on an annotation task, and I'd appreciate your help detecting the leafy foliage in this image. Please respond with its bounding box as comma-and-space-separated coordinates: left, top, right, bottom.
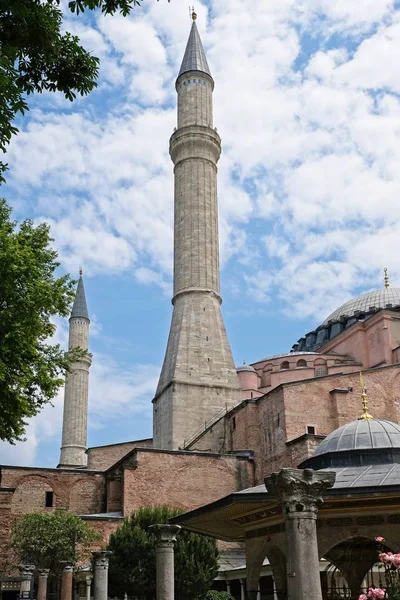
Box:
0, 199, 82, 443
205, 592, 235, 600
107, 505, 219, 600
10, 511, 101, 574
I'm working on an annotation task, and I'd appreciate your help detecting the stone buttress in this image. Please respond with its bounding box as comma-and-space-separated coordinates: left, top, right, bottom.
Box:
153, 15, 241, 450
58, 271, 92, 468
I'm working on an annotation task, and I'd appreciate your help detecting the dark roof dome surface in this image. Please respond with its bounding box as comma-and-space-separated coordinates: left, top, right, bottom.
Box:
322, 288, 400, 325
313, 419, 400, 457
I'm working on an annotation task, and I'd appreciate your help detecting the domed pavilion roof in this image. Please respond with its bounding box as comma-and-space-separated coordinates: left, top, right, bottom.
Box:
322, 288, 400, 325
313, 419, 400, 457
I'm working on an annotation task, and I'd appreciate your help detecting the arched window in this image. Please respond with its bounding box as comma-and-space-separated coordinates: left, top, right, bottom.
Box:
297, 359, 307, 368
314, 359, 327, 377
280, 361, 290, 370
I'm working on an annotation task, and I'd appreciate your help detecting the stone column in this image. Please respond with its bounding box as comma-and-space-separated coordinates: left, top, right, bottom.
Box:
226, 580, 231, 595
60, 564, 74, 600
37, 569, 50, 600
150, 524, 181, 600
265, 468, 336, 600
85, 575, 92, 600
92, 551, 111, 600
240, 579, 246, 600
19, 565, 35, 600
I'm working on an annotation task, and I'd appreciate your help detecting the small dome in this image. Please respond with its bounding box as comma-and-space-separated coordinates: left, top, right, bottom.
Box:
236, 364, 256, 373
323, 288, 400, 325
314, 419, 400, 457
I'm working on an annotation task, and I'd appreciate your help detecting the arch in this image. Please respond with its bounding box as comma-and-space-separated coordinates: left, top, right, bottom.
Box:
296, 359, 307, 368
280, 361, 290, 370
319, 526, 400, 559
261, 365, 273, 387
314, 358, 327, 377
69, 478, 103, 515
12, 476, 55, 514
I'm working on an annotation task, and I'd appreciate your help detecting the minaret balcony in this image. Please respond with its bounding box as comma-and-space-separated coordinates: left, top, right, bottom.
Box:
169, 125, 221, 165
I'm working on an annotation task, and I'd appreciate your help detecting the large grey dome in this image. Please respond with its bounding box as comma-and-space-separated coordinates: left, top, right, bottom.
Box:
323, 288, 400, 325
313, 419, 400, 457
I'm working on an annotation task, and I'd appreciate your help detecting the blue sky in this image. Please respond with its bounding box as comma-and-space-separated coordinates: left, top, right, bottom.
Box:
1, 0, 400, 467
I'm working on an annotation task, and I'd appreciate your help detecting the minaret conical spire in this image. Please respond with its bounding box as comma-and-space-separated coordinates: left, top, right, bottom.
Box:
178, 18, 212, 80
70, 270, 89, 320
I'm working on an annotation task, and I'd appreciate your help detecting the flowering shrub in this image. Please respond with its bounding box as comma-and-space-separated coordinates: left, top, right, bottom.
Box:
358, 538, 400, 600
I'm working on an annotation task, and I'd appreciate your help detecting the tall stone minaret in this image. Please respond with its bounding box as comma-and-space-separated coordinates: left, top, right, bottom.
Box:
153, 13, 241, 450
58, 270, 92, 468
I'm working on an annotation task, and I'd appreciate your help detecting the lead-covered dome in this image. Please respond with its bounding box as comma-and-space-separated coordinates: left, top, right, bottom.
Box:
323, 288, 400, 325
314, 419, 400, 456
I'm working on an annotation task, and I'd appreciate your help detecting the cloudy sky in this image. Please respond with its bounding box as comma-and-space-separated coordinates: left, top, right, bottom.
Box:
2, 0, 400, 467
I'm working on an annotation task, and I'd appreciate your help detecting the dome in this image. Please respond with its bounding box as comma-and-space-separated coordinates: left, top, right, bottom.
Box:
313, 419, 400, 457
236, 363, 257, 373
323, 288, 400, 325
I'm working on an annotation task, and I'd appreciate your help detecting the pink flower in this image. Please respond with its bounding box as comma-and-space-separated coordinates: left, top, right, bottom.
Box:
393, 554, 400, 568
376, 537, 385, 543
359, 594, 367, 600
367, 588, 386, 599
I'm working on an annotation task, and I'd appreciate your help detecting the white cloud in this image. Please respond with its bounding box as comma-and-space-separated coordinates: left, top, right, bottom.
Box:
5, 0, 400, 325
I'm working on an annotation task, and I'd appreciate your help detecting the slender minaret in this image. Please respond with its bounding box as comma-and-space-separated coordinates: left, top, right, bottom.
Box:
153, 12, 241, 450
58, 270, 92, 468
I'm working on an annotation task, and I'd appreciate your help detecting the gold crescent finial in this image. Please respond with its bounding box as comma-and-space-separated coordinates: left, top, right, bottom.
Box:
358, 372, 373, 420
384, 267, 390, 289
191, 6, 197, 20
79, 266, 83, 276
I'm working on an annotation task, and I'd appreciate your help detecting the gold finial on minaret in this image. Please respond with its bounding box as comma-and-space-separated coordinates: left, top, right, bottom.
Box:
190, 6, 197, 20
79, 266, 83, 277
358, 372, 373, 420
384, 267, 390, 289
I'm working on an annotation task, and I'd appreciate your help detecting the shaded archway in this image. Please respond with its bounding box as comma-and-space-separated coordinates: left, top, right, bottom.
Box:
322, 537, 394, 600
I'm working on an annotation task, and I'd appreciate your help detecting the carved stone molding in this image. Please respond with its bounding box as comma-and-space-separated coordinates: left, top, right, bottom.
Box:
38, 569, 50, 579
150, 524, 181, 548
92, 551, 112, 570
19, 565, 35, 579
265, 468, 336, 516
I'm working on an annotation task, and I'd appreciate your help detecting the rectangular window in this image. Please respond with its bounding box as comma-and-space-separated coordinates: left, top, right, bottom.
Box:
45, 491, 54, 508
232, 417, 236, 431
307, 425, 316, 435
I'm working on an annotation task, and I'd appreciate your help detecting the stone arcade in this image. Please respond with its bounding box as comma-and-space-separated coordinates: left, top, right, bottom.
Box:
1, 12, 400, 600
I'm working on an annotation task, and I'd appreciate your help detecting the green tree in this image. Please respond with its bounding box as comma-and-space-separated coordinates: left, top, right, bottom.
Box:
0, 199, 83, 443
10, 511, 101, 574
205, 592, 235, 600
107, 505, 219, 600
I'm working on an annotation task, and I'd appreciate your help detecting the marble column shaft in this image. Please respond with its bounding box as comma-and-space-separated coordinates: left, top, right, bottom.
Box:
37, 569, 50, 600
85, 575, 93, 600
150, 524, 181, 600
265, 468, 336, 600
60, 565, 74, 600
92, 551, 112, 600
19, 565, 35, 600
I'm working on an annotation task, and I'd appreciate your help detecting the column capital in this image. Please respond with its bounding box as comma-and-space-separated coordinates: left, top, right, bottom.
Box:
92, 551, 112, 570
85, 575, 93, 585
38, 569, 50, 578
265, 468, 336, 516
61, 563, 74, 573
19, 564, 35, 579
150, 524, 181, 548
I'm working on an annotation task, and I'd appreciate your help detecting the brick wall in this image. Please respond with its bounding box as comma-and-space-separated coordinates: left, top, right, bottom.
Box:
121, 449, 253, 516
1, 467, 105, 514
87, 439, 152, 470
